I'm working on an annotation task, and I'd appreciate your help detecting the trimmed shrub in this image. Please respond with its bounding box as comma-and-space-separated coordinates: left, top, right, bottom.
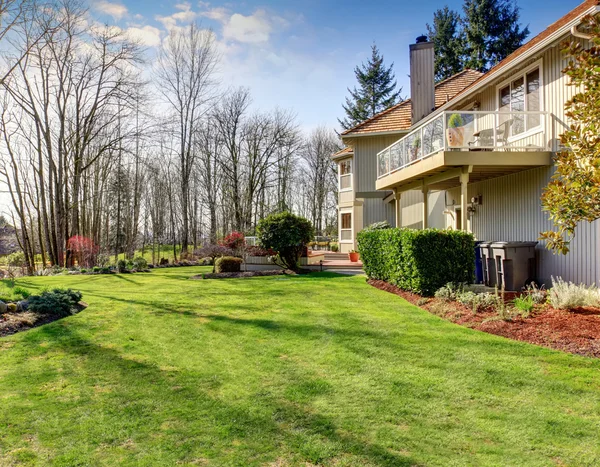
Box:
117, 259, 128, 273
256, 211, 314, 271
131, 256, 148, 270
357, 228, 475, 295
215, 256, 243, 273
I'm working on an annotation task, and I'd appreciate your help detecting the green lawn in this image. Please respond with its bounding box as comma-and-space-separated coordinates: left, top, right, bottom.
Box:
1, 268, 599, 466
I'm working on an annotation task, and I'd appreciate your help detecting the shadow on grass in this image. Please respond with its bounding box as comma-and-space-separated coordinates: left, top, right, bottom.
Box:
5, 322, 417, 466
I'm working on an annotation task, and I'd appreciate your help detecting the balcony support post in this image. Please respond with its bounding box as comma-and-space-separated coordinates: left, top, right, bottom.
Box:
395, 189, 402, 228
422, 183, 429, 230
460, 166, 470, 232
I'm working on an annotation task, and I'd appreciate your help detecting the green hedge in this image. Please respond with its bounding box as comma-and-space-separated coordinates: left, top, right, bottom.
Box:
215, 256, 243, 273
357, 228, 475, 295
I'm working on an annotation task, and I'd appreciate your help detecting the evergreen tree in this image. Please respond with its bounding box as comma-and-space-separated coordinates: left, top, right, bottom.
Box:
339, 44, 402, 130
462, 0, 529, 72
427, 7, 465, 82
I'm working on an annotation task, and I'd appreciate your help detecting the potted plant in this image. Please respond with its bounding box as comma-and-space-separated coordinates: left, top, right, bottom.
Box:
410, 136, 421, 161
446, 113, 465, 148
348, 250, 360, 262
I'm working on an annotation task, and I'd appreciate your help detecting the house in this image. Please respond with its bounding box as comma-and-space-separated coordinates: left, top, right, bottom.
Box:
333, 0, 600, 286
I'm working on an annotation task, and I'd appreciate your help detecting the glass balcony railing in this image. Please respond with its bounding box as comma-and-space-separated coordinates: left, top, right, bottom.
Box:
377, 110, 550, 178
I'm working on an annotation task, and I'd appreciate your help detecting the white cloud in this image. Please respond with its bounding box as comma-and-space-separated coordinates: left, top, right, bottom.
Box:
200, 7, 228, 22
156, 2, 197, 30
126, 25, 162, 47
94, 1, 128, 20
222, 10, 272, 44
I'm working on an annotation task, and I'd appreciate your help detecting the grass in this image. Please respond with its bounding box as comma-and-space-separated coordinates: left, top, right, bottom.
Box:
0, 268, 599, 466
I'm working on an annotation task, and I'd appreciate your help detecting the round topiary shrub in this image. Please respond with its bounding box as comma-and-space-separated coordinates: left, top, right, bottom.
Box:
215, 256, 243, 273
256, 211, 314, 271
131, 256, 148, 271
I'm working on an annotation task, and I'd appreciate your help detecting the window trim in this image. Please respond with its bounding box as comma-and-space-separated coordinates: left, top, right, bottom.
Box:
495, 59, 544, 142
339, 209, 353, 243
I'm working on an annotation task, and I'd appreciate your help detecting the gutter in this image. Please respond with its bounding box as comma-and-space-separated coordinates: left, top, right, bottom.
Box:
571, 5, 600, 38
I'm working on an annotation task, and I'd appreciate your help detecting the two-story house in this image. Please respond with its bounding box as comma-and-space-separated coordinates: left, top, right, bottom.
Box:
333, 0, 600, 286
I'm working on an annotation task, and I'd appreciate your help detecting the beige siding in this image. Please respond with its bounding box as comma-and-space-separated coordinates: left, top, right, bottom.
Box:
352, 135, 402, 192
445, 167, 600, 286
362, 198, 395, 227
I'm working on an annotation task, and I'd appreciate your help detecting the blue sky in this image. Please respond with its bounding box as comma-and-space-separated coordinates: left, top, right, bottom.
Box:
92, 0, 583, 132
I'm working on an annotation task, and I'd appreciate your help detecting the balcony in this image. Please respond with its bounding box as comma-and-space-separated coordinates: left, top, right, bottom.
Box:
376, 110, 554, 192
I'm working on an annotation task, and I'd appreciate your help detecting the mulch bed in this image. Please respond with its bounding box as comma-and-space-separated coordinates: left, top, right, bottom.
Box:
0, 301, 88, 338
192, 270, 296, 280
368, 279, 600, 358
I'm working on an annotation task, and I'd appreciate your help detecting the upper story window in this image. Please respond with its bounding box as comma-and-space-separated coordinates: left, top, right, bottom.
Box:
339, 159, 352, 191
497, 64, 542, 137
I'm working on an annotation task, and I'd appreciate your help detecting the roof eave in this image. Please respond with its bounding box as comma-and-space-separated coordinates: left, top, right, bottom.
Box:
434, 3, 600, 116
341, 129, 409, 141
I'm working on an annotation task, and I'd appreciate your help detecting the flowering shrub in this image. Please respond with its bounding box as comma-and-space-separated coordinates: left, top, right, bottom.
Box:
195, 245, 234, 272
245, 245, 276, 257
67, 235, 99, 268
220, 231, 246, 251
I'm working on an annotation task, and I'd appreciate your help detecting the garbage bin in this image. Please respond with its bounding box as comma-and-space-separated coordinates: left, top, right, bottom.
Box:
489, 241, 537, 291
474, 241, 484, 284
478, 242, 495, 287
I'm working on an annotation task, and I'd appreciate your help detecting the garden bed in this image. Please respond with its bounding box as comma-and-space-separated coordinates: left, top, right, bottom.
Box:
0, 301, 87, 337
369, 279, 600, 358
192, 270, 296, 280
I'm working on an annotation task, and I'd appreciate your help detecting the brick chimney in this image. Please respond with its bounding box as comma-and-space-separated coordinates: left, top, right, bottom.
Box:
409, 36, 435, 124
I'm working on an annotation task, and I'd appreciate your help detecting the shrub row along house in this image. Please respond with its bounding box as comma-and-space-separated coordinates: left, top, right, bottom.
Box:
333, 0, 600, 286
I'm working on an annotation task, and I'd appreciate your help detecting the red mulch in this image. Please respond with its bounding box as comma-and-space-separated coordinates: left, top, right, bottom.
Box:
368, 279, 600, 358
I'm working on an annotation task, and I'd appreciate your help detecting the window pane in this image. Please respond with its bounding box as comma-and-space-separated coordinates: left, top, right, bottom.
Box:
511, 77, 525, 134
340, 174, 351, 190
339, 160, 352, 175
340, 230, 352, 241
341, 213, 351, 229
526, 68, 540, 128
499, 86, 510, 110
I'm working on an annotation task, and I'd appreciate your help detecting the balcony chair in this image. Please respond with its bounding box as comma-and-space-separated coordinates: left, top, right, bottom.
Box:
468, 118, 513, 151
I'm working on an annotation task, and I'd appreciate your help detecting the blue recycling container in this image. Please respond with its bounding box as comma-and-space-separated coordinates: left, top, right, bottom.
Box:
474, 241, 484, 284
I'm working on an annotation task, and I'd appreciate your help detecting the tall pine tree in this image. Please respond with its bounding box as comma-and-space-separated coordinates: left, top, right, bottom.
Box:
427, 7, 465, 82
462, 0, 529, 72
339, 44, 402, 130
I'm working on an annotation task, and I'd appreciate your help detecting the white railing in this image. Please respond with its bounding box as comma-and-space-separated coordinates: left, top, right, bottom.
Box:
377, 110, 551, 178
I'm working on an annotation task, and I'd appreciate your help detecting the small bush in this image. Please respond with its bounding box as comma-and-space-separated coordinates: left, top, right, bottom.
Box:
7, 251, 26, 267
245, 245, 276, 257
12, 286, 31, 299
513, 295, 534, 316
28, 288, 82, 317
548, 276, 600, 310
215, 256, 243, 273
434, 283, 462, 301
92, 266, 100, 273
455, 290, 501, 313
358, 228, 475, 295
523, 282, 546, 304
330, 243, 339, 252
117, 259, 128, 273
131, 256, 148, 270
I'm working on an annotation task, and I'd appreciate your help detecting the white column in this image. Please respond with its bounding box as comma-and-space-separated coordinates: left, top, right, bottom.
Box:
422, 184, 429, 229
460, 169, 469, 232
395, 189, 402, 228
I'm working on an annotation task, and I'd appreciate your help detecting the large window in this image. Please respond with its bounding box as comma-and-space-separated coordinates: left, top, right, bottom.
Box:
340, 212, 352, 241
497, 65, 541, 136
339, 159, 352, 191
